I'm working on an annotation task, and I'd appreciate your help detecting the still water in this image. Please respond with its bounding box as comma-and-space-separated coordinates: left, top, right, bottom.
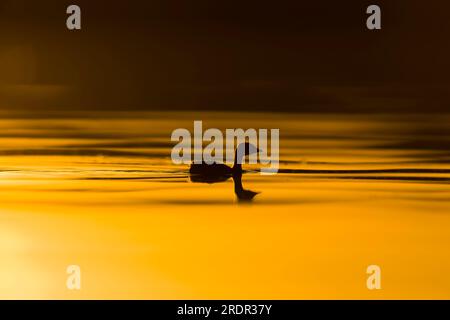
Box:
0, 111, 450, 299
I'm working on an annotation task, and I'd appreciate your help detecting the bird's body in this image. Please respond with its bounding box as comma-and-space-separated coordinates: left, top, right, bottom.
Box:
189, 162, 233, 176
189, 162, 233, 183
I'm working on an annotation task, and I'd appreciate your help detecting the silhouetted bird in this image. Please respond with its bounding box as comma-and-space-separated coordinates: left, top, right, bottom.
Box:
189, 142, 259, 181
188, 142, 260, 201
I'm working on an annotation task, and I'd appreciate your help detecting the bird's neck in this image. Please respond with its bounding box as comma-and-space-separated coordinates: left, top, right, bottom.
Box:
232, 163, 242, 172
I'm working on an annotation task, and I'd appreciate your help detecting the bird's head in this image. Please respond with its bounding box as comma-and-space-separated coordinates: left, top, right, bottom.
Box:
236, 142, 260, 158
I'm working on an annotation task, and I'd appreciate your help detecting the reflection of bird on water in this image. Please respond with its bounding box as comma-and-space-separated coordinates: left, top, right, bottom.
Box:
232, 172, 259, 202
189, 142, 260, 202
189, 142, 259, 183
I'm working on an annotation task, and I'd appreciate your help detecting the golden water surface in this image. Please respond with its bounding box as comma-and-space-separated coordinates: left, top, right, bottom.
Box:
1, 111, 450, 299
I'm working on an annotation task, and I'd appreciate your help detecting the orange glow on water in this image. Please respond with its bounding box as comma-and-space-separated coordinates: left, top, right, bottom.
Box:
1, 112, 450, 299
